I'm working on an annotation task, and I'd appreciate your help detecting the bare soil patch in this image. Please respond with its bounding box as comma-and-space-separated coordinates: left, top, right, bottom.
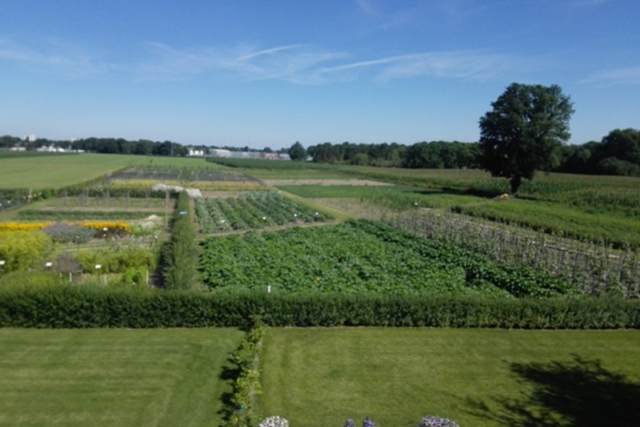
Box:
200, 191, 249, 198
263, 179, 393, 186
311, 198, 399, 220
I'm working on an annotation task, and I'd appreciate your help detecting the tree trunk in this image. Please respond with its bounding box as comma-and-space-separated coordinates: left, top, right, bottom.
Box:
509, 175, 522, 194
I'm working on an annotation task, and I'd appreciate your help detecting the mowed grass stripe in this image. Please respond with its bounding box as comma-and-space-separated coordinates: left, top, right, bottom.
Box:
0, 328, 243, 427
0, 154, 223, 189
259, 328, 640, 427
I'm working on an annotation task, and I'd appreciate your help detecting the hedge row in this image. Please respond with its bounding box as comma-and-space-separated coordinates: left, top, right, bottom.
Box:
160, 191, 199, 290
0, 287, 638, 329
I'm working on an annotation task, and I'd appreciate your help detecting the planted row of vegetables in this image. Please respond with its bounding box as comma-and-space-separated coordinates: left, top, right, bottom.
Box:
200, 220, 578, 298
195, 192, 332, 233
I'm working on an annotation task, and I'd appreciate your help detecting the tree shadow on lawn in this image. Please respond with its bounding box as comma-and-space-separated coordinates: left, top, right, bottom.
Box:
217, 361, 241, 423
466, 355, 640, 427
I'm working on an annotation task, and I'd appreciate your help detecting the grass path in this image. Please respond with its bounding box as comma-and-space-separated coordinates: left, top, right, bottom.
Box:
0, 328, 243, 427
259, 328, 640, 427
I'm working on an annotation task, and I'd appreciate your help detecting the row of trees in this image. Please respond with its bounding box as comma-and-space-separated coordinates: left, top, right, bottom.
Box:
0, 136, 190, 157
297, 128, 639, 180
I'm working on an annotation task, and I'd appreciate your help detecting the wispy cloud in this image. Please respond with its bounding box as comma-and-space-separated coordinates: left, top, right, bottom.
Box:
571, 0, 614, 6
136, 43, 347, 83
583, 67, 640, 85
353, 0, 380, 16
138, 43, 517, 84
0, 36, 521, 85
0, 37, 109, 77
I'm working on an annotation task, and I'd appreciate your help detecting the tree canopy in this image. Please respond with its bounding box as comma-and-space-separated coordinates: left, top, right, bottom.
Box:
479, 83, 575, 193
288, 141, 307, 161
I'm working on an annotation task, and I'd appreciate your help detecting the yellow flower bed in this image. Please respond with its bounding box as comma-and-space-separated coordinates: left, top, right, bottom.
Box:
78, 221, 133, 234
0, 222, 52, 231
0, 221, 132, 234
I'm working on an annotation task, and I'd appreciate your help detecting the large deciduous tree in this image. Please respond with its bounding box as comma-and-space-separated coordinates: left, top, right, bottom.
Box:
288, 141, 307, 161
479, 83, 574, 193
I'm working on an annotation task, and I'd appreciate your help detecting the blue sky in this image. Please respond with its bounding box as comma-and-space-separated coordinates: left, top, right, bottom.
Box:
1, 0, 639, 149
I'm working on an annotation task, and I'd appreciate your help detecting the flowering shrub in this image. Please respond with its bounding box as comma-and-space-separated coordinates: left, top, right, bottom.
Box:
361, 418, 375, 427
417, 416, 460, 427
258, 416, 289, 427
342, 418, 375, 427
42, 223, 95, 244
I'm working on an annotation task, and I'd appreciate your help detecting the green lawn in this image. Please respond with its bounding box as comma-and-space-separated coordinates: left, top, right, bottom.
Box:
0, 154, 222, 189
259, 328, 640, 427
0, 328, 243, 427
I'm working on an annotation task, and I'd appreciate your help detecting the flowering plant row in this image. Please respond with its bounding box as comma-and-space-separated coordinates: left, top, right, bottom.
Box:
0, 221, 132, 236
258, 416, 460, 427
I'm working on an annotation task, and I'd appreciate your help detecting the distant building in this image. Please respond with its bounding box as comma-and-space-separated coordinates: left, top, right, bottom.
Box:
207, 148, 290, 160
188, 149, 205, 157
208, 149, 232, 158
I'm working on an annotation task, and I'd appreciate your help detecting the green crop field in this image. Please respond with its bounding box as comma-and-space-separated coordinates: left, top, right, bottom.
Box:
452, 199, 640, 247
200, 220, 575, 297
0, 328, 243, 427
259, 328, 640, 427
0, 153, 222, 189
278, 185, 485, 210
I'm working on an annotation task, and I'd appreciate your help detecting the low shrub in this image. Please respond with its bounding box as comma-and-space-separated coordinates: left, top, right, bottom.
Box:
74, 247, 158, 274
42, 223, 95, 244
222, 320, 265, 427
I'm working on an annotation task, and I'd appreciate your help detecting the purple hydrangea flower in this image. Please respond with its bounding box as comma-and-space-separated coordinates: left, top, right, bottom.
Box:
418, 415, 460, 427
362, 417, 376, 427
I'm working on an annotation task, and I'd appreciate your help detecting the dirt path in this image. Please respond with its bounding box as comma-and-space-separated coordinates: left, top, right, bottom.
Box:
196, 219, 342, 239
262, 179, 393, 186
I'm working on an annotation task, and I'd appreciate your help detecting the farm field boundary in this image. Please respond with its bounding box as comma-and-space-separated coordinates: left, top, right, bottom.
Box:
1, 286, 639, 328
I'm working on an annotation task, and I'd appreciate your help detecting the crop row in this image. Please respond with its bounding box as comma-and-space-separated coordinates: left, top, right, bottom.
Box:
195, 192, 332, 233
199, 220, 577, 297
388, 212, 640, 298
17, 210, 164, 221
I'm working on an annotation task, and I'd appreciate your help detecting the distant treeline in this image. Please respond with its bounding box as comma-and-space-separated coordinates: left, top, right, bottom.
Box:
0, 135, 288, 157
0, 135, 191, 156
308, 128, 640, 177
2, 127, 639, 176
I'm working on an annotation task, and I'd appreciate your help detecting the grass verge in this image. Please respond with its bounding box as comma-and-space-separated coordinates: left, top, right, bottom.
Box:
0, 328, 243, 427
258, 328, 640, 427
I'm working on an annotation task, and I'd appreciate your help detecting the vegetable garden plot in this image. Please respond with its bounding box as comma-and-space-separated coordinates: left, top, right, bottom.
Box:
105, 166, 260, 184
200, 220, 578, 297
195, 192, 332, 233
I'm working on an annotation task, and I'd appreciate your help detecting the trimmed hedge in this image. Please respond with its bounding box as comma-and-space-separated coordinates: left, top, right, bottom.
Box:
0, 286, 638, 329
161, 191, 199, 290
